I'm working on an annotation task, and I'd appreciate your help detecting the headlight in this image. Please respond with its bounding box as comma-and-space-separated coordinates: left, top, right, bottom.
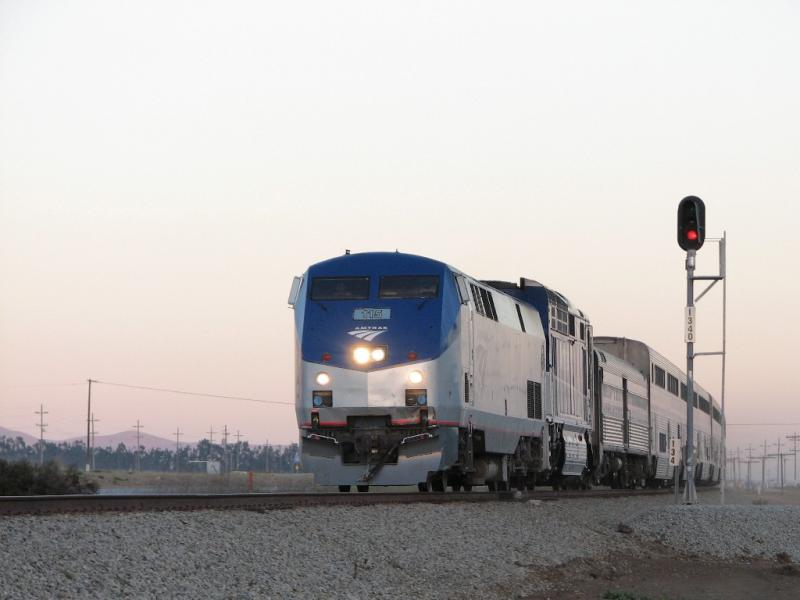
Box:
353, 347, 371, 364
371, 347, 386, 362
408, 370, 423, 384
315, 372, 330, 386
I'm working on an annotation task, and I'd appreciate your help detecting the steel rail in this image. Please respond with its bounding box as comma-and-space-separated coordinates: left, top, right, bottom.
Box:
0, 487, 678, 517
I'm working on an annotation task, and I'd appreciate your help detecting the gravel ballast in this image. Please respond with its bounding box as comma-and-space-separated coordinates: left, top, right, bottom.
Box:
629, 504, 800, 562
1, 493, 798, 599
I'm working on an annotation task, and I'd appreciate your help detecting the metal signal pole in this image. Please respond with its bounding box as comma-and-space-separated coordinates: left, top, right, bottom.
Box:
720, 232, 727, 502
677, 199, 729, 504
683, 250, 698, 504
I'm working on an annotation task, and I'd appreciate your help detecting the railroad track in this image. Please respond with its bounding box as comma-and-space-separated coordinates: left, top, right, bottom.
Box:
0, 487, 675, 516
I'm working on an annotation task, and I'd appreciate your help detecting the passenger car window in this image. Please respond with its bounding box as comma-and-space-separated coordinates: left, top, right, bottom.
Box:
310, 277, 370, 300
379, 275, 439, 299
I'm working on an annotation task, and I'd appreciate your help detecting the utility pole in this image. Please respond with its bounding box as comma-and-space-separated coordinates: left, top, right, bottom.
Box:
35, 404, 48, 466
762, 439, 767, 492
85, 379, 94, 472
235, 430, 243, 471
787, 433, 799, 485
736, 447, 741, 487
747, 445, 753, 489
133, 419, 144, 471
222, 425, 229, 473
207, 426, 216, 462
265, 439, 270, 472
174, 427, 182, 472
90, 413, 99, 470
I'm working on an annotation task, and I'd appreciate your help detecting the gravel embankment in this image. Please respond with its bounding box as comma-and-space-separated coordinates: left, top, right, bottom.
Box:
629, 504, 800, 562
1, 493, 798, 599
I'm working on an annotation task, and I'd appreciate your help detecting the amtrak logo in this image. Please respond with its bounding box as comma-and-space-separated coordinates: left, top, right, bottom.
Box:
347, 327, 387, 342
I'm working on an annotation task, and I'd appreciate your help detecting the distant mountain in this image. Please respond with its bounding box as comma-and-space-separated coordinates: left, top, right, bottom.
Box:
0, 426, 187, 450
0, 426, 39, 446
64, 430, 184, 451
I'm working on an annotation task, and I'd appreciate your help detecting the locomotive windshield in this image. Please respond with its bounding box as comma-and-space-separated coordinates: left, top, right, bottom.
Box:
310, 277, 370, 300
379, 275, 439, 299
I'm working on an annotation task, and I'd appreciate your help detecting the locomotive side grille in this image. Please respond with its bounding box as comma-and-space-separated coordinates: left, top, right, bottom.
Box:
464, 372, 470, 404
527, 381, 542, 419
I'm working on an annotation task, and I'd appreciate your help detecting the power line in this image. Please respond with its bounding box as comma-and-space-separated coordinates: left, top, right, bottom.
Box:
1, 383, 85, 389
92, 380, 293, 406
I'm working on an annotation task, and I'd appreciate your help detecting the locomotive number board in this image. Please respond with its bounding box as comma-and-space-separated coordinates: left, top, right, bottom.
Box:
353, 308, 391, 320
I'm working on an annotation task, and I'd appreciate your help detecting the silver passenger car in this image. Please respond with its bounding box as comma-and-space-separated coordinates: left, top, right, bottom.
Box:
594, 337, 723, 485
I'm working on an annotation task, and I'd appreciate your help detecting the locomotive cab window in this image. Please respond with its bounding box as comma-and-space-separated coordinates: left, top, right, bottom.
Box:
379, 275, 439, 299
310, 277, 370, 300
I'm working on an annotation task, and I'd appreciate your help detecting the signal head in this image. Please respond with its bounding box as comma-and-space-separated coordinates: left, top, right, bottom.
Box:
677, 196, 706, 251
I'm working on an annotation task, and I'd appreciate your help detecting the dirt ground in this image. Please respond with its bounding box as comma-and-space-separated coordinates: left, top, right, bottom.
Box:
523, 488, 800, 600
522, 548, 800, 600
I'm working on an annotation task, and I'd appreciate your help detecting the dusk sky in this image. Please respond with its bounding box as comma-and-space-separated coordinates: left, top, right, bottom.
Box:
2, 2, 799, 465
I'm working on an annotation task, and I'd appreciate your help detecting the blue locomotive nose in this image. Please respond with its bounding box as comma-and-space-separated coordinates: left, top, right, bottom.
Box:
297, 253, 461, 370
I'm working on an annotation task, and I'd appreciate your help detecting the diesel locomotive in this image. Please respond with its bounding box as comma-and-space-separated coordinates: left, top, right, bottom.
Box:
288, 251, 723, 492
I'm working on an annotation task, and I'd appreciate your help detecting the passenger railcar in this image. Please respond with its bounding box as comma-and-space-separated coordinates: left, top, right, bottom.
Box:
289, 251, 723, 491
593, 337, 723, 486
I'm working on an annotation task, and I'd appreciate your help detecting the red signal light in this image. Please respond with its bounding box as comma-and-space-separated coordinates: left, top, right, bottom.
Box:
322, 353, 332, 362
407, 351, 418, 361
686, 230, 698, 241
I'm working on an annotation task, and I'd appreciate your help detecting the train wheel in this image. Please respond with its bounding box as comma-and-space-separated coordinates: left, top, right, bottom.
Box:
338, 485, 351, 493
356, 485, 369, 493
462, 484, 472, 492
418, 482, 429, 493
432, 472, 446, 492
487, 481, 496, 492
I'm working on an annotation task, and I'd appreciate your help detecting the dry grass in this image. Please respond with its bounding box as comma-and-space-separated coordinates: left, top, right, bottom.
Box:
89, 470, 314, 494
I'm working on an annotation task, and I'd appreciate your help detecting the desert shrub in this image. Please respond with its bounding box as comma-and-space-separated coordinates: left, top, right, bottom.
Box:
0, 459, 98, 495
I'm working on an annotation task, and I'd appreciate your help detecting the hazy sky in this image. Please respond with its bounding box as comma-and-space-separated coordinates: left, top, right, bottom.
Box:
2, 2, 799, 461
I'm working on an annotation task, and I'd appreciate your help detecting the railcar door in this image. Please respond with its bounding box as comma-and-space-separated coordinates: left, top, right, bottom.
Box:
622, 378, 630, 449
